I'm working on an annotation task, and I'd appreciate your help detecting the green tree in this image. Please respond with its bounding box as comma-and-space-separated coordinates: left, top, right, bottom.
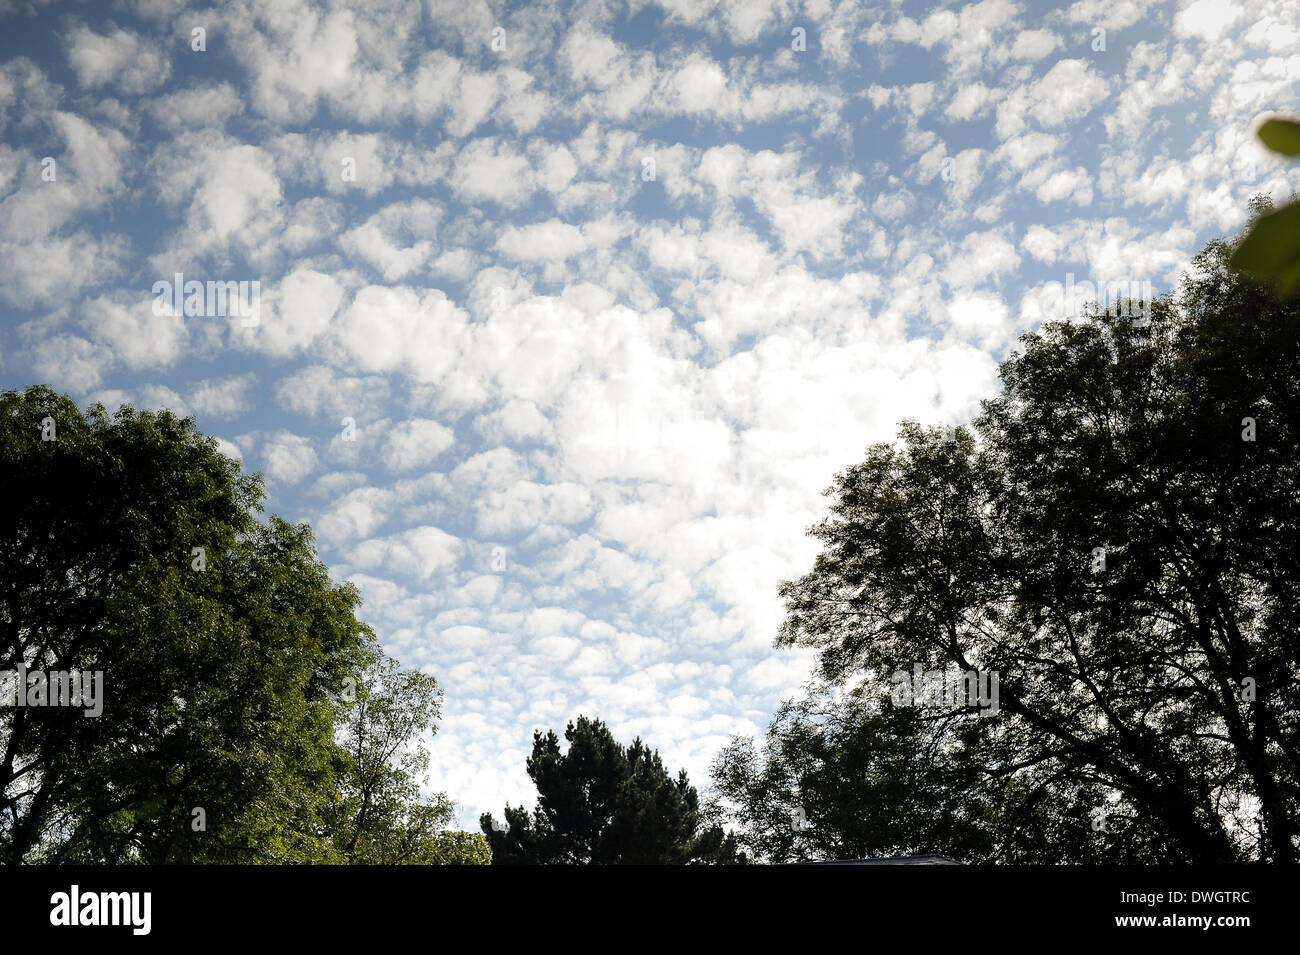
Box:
481, 716, 744, 864
423, 829, 492, 865
330, 649, 487, 864
0, 386, 476, 863
716, 233, 1300, 864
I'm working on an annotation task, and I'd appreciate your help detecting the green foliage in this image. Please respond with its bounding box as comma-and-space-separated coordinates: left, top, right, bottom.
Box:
1230, 116, 1300, 294
716, 234, 1300, 863
481, 715, 744, 864
425, 830, 492, 865
330, 650, 485, 864
0, 387, 468, 864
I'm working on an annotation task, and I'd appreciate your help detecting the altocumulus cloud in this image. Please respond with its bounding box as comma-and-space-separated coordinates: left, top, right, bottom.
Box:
1, 0, 1298, 827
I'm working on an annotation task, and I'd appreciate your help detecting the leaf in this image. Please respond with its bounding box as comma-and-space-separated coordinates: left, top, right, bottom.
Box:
1258, 117, 1300, 157
1229, 199, 1300, 295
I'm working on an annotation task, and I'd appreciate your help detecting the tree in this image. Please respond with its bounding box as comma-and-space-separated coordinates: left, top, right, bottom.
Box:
330, 649, 488, 864
713, 684, 1171, 864
481, 716, 744, 864
714, 689, 996, 863
0, 387, 477, 863
715, 233, 1300, 863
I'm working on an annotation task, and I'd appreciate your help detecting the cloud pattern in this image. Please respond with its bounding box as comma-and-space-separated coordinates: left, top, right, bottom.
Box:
1, 0, 1298, 826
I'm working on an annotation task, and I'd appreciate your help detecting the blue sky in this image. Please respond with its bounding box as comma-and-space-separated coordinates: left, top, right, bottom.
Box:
1, 0, 1297, 828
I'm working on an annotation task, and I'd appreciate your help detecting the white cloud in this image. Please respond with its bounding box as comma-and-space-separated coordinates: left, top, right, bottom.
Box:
382, 418, 456, 472
340, 200, 442, 281
0, 110, 132, 307
328, 285, 471, 390
474, 399, 554, 444
29, 334, 108, 393
1009, 29, 1061, 60
189, 373, 256, 419
450, 138, 536, 207
147, 82, 243, 131
947, 82, 996, 121
150, 135, 286, 269
214, 437, 243, 462
996, 59, 1111, 139
275, 365, 391, 421
83, 294, 188, 371
354, 525, 463, 581
1174, 0, 1242, 40
254, 267, 346, 357
946, 291, 1013, 349
316, 486, 392, 542
1061, 0, 1162, 31
255, 431, 319, 485
1036, 166, 1094, 205
67, 25, 171, 95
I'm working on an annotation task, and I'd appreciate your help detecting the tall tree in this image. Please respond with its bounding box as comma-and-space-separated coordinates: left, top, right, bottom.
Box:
330, 649, 488, 864
0, 387, 477, 863
716, 234, 1300, 863
481, 716, 744, 864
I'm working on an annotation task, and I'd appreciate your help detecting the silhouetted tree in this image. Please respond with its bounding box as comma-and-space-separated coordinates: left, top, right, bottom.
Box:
715, 233, 1300, 863
482, 716, 744, 864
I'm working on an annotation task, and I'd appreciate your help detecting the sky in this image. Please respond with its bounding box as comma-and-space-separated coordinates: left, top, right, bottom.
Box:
1, 0, 1297, 829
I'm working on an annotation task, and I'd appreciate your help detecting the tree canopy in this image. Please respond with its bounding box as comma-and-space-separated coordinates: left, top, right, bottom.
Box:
0, 386, 482, 864
482, 715, 744, 864
714, 234, 1300, 863
331, 650, 489, 864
